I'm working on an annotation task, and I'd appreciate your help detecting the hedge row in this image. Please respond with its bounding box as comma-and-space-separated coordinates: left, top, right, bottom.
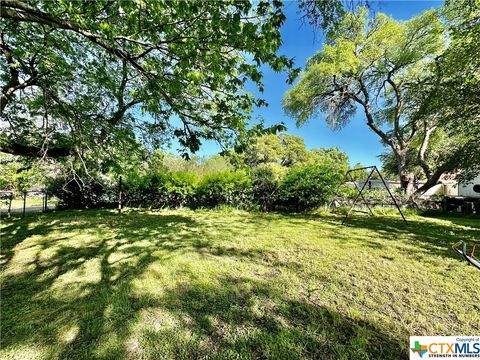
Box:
123, 161, 344, 212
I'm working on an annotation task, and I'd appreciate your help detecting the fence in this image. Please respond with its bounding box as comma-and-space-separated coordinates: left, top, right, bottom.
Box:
0, 190, 55, 218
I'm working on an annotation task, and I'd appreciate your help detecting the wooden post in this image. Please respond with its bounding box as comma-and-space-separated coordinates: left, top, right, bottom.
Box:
118, 176, 123, 214
22, 191, 26, 218
8, 192, 12, 218
44, 191, 48, 212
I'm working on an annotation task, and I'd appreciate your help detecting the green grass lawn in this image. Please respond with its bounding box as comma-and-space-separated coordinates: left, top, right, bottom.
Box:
1, 209, 479, 360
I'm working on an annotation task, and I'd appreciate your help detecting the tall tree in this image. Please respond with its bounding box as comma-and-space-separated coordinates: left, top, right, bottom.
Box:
377, 0, 479, 194
403, 0, 480, 193
283, 7, 444, 192
240, 133, 309, 168
1, 0, 296, 160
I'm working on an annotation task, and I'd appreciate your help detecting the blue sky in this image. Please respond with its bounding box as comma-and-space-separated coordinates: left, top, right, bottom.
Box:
192, 1, 443, 167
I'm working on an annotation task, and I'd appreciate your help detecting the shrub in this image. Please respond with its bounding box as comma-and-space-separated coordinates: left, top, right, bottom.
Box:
337, 184, 357, 199
48, 176, 110, 209
251, 163, 285, 211
124, 171, 198, 208
165, 171, 198, 207
195, 170, 252, 208
124, 162, 345, 212
277, 162, 344, 212
124, 173, 170, 208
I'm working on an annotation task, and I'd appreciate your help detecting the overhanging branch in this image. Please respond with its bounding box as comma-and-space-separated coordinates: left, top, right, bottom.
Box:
0, 140, 72, 158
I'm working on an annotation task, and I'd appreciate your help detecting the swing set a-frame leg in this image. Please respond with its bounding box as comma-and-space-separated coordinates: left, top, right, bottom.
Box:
375, 166, 408, 225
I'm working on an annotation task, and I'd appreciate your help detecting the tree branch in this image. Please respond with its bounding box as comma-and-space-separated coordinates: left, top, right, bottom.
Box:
414, 164, 448, 196
417, 121, 436, 179
351, 77, 396, 149
0, 33, 39, 113
1, 0, 154, 79
386, 75, 403, 144
0, 140, 72, 157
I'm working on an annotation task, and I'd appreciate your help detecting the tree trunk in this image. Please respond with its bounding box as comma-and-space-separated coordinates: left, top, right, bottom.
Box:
395, 150, 412, 195
413, 165, 448, 196
417, 122, 436, 179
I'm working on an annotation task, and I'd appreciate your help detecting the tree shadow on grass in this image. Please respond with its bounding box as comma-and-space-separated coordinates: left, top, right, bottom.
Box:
0, 210, 202, 358
1, 209, 408, 359
135, 274, 407, 359
1, 213, 52, 267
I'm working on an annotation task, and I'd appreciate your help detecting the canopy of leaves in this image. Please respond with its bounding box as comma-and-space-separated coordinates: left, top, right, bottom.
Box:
404, 0, 480, 182
147, 151, 231, 178
239, 133, 309, 168
307, 147, 348, 167
283, 7, 443, 132
298, 0, 372, 33
0, 0, 296, 162
0, 152, 54, 190
298, 0, 346, 30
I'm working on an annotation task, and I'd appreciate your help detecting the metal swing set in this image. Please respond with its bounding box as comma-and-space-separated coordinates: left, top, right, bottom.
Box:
338, 165, 408, 225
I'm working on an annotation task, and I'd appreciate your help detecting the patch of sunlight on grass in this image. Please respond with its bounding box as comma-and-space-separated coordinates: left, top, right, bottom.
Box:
93, 333, 123, 359
0, 344, 49, 360
49, 257, 102, 300
59, 324, 80, 344
2, 244, 41, 275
